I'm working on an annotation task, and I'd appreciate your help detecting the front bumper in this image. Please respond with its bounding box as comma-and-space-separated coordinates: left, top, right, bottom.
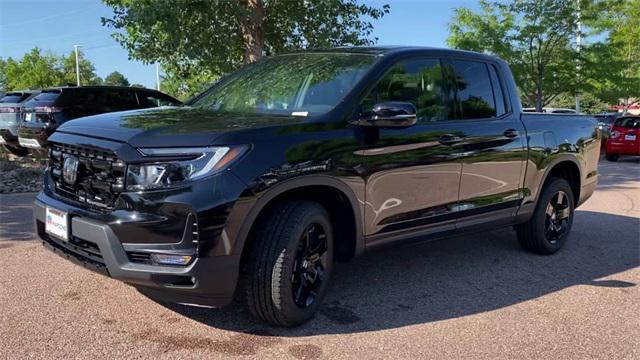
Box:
33, 190, 242, 307
19, 123, 50, 149
0, 128, 18, 146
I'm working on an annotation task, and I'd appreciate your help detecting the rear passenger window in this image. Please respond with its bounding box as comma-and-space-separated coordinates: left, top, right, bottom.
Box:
452, 60, 497, 119
488, 65, 507, 116
361, 58, 451, 122
103, 90, 138, 111
138, 92, 179, 108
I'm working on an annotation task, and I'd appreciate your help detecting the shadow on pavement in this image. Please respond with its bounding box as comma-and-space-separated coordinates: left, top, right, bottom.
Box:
159, 210, 639, 336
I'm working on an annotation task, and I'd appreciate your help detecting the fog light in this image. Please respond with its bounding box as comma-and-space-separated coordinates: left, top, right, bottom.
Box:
151, 254, 193, 266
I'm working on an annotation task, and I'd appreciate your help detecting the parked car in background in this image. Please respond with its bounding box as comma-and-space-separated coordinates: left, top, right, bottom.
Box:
604, 115, 640, 161
18, 86, 182, 149
33, 47, 600, 327
522, 107, 578, 114
0, 90, 40, 156
595, 112, 621, 143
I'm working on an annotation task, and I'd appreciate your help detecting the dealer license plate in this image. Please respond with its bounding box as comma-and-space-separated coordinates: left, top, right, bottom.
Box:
45, 207, 68, 241
624, 134, 636, 141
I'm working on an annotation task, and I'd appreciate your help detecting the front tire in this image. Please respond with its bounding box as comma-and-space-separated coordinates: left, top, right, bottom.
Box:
516, 177, 575, 254
245, 200, 333, 327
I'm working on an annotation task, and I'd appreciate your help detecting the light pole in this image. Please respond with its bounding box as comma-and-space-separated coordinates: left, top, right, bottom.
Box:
155, 62, 161, 91
74, 45, 81, 86
575, 0, 581, 113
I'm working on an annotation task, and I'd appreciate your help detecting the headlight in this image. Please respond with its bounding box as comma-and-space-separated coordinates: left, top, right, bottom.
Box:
126, 146, 247, 190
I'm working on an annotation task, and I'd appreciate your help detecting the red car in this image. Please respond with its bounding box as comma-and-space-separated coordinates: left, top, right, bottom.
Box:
605, 115, 640, 161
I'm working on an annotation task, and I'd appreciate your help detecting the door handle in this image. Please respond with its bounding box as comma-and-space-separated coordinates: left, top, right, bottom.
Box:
503, 129, 519, 138
439, 134, 463, 145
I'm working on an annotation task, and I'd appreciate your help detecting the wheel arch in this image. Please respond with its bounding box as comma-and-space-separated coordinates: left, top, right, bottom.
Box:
232, 176, 365, 266
540, 156, 582, 205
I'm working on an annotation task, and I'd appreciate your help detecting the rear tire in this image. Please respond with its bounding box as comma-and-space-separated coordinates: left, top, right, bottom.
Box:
516, 177, 574, 254
605, 154, 619, 162
245, 200, 333, 327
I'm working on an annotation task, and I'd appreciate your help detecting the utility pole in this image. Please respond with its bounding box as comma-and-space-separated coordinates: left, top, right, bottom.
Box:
155, 62, 161, 91
74, 45, 81, 86
575, 0, 582, 113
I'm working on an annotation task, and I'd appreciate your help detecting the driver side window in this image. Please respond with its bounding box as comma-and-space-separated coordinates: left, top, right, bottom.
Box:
361, 58, 451, 123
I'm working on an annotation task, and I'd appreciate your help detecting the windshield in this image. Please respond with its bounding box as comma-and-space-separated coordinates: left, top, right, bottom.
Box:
0, 93, 31, 103
614, 117, 640, 129
192, 53, 376, 116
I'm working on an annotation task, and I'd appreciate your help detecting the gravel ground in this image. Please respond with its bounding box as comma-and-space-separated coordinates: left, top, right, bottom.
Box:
0, 158, 45, 194
0, 156, 638, 359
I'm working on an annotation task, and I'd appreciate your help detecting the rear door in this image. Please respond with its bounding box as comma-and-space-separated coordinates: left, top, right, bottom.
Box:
448, 58, 526, 229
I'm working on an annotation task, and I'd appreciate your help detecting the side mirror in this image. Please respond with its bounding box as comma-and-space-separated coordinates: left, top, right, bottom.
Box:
352, 101, 417, 128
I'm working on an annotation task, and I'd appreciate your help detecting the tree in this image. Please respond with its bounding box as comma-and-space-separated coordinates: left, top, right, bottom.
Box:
160, 70, 215, 101
0, 59, 7, 92
1, 48, 104, 90
60, 50, 102, 85
101, 0, 389, 82
547, 91, 609, 114
104, 71, 130, 86
447, 0, 583, 111
584, 0, 640, 112
3, 48, 62, 90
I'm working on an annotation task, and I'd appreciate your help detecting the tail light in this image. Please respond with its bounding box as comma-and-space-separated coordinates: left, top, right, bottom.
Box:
34, 106, 63, 113
611, 131, 618, 138
0, 107, 20, 113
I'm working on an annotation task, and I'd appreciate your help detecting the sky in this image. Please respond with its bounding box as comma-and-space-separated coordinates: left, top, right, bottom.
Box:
1, 0, 482, 89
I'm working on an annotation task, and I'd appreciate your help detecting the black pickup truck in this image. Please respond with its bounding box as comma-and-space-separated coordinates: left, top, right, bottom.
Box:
33, 47, 600, 327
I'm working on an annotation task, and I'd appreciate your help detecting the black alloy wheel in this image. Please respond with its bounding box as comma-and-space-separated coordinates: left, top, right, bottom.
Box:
544, 190, 571, 244
245, 200, 334, 327
291, 223, 329, 308
516, 177, 575, 254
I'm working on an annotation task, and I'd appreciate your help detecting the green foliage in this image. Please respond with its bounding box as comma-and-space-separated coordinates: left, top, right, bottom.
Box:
60, 50, 103, 85
584, 0, 640, 111
0, 59, 6, 92
1, 47, 102, 90
104, 71, 130, 86
102, 0, 390, 99
447, 0, 581, 111
547, 92, 609, 114
160, 69, 217, 102
3, 48, 63, 90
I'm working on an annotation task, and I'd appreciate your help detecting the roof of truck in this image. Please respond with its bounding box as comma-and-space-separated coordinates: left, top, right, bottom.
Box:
288, 45, 500, 62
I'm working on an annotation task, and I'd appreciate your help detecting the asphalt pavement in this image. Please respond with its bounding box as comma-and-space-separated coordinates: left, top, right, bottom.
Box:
0, 156, 638, 359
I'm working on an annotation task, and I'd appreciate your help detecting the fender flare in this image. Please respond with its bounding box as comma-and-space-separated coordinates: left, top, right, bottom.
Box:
531, 153, 584, 206
230, 175, 366, 259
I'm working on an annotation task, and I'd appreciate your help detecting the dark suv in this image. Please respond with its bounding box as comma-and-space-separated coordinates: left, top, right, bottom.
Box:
33, 47, 599, 327
18, 86, 181, 149
0, 90, 39, 155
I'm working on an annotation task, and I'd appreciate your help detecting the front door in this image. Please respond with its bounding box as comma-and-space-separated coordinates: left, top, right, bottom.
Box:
354, 57, 468, 244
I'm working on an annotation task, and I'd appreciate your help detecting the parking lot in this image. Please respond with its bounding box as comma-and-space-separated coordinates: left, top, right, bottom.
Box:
0, 156, 638, 359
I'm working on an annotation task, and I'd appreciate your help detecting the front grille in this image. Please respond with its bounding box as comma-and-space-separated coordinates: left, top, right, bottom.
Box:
49, 142, 125, 210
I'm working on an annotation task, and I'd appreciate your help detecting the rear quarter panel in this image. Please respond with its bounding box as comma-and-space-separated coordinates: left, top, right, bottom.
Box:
519, 113, 600, 212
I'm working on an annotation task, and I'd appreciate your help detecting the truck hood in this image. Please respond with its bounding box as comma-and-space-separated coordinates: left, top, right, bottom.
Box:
56, 107, 301, 147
